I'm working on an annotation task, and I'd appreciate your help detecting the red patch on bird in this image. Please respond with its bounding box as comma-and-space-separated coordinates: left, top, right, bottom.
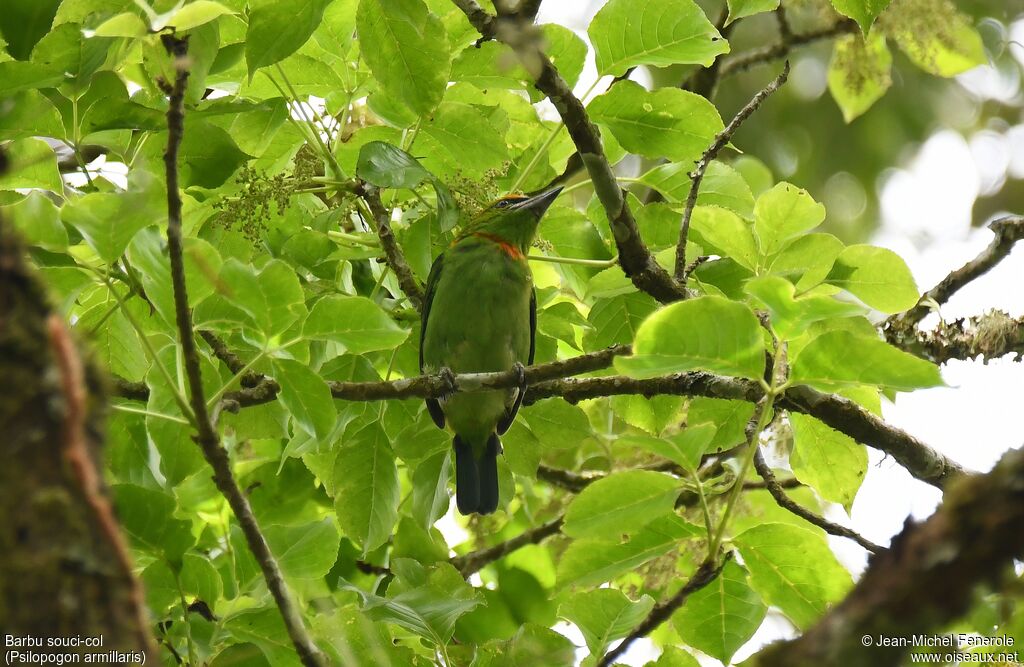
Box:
472, 232, 524, 260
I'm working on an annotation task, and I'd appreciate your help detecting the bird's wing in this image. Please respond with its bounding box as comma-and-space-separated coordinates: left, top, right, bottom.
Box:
420, 252, 446, 429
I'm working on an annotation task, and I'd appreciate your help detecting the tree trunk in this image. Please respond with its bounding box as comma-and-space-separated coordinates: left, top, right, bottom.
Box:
0, 216, 155, 659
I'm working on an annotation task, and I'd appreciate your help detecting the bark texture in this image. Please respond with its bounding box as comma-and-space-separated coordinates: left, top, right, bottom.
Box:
0, 217, 154, 655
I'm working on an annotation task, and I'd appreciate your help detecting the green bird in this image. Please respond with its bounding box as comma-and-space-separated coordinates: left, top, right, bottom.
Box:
420, 187, 562, 515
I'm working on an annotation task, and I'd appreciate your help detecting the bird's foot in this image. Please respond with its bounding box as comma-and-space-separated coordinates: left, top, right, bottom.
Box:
512, 361, 527, 392
438, 366, 458, 401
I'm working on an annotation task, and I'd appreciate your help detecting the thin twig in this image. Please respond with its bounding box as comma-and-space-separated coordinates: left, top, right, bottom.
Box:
753, 449, 883, 553
598, 554, 730, 667
353, 180, 425, 310
676, 61, 790, 283
451, 517, 564, 576
453, 0, 688, 304
719, 19, 857, 79
158, 35, 325, 667
886, 215, 1024, 334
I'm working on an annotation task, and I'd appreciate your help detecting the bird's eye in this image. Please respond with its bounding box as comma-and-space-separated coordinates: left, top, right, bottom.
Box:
494, 199, 513, 209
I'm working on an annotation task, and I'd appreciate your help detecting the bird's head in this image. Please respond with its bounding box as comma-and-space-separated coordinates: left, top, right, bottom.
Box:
462, 187, 563, 254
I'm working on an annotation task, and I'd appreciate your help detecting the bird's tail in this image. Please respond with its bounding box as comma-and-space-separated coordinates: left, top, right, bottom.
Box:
453, 433, 501, 515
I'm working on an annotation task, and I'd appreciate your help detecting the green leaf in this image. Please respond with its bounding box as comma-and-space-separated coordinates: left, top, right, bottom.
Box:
767, 232, 845, 291
689, 206, 759, 271
615, 295, 765, 379
213, 259, 307, 337
563, 470, 682, 541
584, 292, 658, 349
93, 12, 148, 37
342, 564, 481, 643
142, 552, 223, 613
624, 423, 717, 472
557, 514, 699, 589
792, 330, 944, 391
520, 401, 591, 450
672, 559, 766, 663
179, 120, 250, 188
0, 0, 61, 60
688, 397, 755, 452
559, 588, 655, 656
829, 0, 892, 34
112, 484, 195, 562
62, 193, 163, 264
30, 23, 113, 91
2, 191, 67, 250
825, 244, 918, 313
828, 33, 893, 122
639, 161, 755, 219
273, 358, 336, 441
356, 0, 451, 114
418, 102, 509, 178
0, 60, 65, 96
333, 422, 400, 554
303, 295, 409, 354
892, 13, 987, 76
245, 0, 332, 76
648, 646, 701, 667
734, 522, 852, 629
223, 607, 304, 666
356, 141, 459, 230
79, 306, 148, 380
130, 231, 223, 327
753, 182, 826, 256
357, 140, 432, 189
789, 412, 868, 511
727, 0, 780, 24
411, 450, 451, 529
0, 138, 62, 193
264, 518, 341, 579
170, 0, 235, 31
0, 90, 64, 141
744, 275, 865, 341
589, 80, 723, 163
589, 0, 730, 76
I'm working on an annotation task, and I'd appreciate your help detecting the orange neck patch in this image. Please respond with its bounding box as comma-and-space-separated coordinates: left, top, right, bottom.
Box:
471, 232, 525, 260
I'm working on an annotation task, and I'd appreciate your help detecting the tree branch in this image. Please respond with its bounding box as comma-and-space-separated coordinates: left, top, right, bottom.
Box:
911, 310, 1024, 364
451, 517, 564, 576
452, 0, 688, 304
527, 374, 964, 489
753, 449, 883, 553
719, 19, 858, 79
158, 36, 324, 667
886, 215, 1024, 335
598, 555, 730, 667
756, 444, 1024, 667
353, 180, 425, 310
676, 61, 790, 283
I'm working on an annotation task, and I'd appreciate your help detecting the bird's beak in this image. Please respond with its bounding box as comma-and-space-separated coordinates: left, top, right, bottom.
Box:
518, 186, 563, 217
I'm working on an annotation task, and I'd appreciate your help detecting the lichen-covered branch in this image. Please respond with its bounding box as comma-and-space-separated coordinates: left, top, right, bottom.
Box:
755, 444, 1024, 667
676, 61, 790, 283
753, 450, 883, 553
159, 36, 324, 667
452, 0, 688, 304
887, 215, 1024, 335
528, 374, 964, 489
911, 310, 1024, 364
